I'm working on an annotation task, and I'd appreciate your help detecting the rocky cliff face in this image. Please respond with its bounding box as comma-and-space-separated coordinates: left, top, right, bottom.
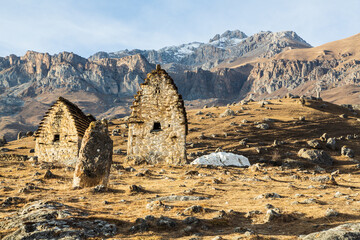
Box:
172, 66, 250, 100
90, 30, 311, 70
0, 52, 156, 140
248, 53, 360, 98
0, 51, 154, 98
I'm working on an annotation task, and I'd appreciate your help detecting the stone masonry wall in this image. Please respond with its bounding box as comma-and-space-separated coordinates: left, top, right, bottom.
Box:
35, 102, 80, 164
127, 65, 187, 165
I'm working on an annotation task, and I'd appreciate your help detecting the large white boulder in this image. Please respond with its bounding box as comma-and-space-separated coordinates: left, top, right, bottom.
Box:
191, 152, 250, 167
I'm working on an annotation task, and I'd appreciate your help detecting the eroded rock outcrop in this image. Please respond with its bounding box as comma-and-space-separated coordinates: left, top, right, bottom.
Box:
301, 222, 360, 240
0, 200, 117, 239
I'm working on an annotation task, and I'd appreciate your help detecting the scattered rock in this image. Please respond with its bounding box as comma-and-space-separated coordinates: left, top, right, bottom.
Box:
185, 170, 199, 176
112, 129, 120, 136
113, 148, 123, 155
245, 210, 262, 218
129, 185, 145, 193
220, 108, 235, 117
265, 203, 275, 209
314, 165, 325, 173
130, 218, 149, 233
215, 146, 222, 151
341, 145, 354, 158
298, 148, 333, 166
43, 169, 56, 179
183, 216, 201, 225
151, 195, 209, 202
249, 163, 262, 172
300, 223, 360, 240
198, 133, 205, 140
310, 175, 330, 183
334, 191, 344, 198
273, 140, 284, 146
307, 140, 321, 149
184, 205, 204, 214
93, 184, 106, 193
264, 117, 275, 122
299, 116, 306, 121
326, 138, 337, 150
18, 183, 39, 193
325, 208, 339, 217
256, 123, 269, 130
146, 200, 171, 211
346, 134, 354, 140
320, 133, 328, 141
264, 209, 281, 222
339, 114, 348, 118
212, 236, 224, 240
157, 216, 176, 229
195, 111, 204, 115
255, 193, 283, 199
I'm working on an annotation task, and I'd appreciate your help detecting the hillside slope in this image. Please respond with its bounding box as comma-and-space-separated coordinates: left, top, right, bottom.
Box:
1, 98, 360, 239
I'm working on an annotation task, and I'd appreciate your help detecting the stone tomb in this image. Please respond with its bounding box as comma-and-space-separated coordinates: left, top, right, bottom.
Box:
127, 65, 188, 165
34, 97, 95, 164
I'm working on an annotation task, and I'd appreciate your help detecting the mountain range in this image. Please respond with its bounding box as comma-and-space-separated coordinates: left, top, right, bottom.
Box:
1, 29, 360, 140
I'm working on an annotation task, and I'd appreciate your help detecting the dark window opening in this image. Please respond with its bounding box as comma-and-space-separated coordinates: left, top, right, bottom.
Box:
151, 122, 162, 132
53, 134, 60, 142
171, 135, 177, 143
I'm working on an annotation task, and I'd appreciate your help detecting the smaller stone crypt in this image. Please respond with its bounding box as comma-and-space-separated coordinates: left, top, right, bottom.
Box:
127, 65, 188, 165
34, 97, 95, 163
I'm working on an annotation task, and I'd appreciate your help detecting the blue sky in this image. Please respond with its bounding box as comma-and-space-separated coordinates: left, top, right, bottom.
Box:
0, 0, 359, 58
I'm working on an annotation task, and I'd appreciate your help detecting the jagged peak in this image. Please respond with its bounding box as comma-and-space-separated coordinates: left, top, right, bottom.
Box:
249, 31, 311, 46
21, 50, 51, 61
209, 30, 248, 43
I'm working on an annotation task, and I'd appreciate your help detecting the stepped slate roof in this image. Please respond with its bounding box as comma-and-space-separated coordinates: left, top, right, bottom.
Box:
34, 97, 95, 138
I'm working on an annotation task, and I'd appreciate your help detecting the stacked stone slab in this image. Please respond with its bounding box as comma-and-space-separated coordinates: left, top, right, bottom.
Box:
34, 97, 95, 164
127, 65, 188, 165
73, 120, 113, 188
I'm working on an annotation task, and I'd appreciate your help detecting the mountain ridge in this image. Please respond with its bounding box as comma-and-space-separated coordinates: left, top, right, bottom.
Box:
1, 30, 360, 141
89, 30, 311, 70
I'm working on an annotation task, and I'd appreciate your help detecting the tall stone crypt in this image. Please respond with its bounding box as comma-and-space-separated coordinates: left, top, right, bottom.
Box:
34, 97, 95, 163
127, 65, 188, 165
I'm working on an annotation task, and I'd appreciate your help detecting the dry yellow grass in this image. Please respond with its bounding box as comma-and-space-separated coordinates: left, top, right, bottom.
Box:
1, 98, 360, 239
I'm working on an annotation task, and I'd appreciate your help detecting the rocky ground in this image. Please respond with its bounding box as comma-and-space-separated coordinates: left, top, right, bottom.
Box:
1, 97, 360, 239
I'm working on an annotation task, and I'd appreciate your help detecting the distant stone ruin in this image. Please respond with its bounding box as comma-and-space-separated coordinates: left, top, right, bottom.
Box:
34, 97, 95, 163
127, 65, 188, 165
